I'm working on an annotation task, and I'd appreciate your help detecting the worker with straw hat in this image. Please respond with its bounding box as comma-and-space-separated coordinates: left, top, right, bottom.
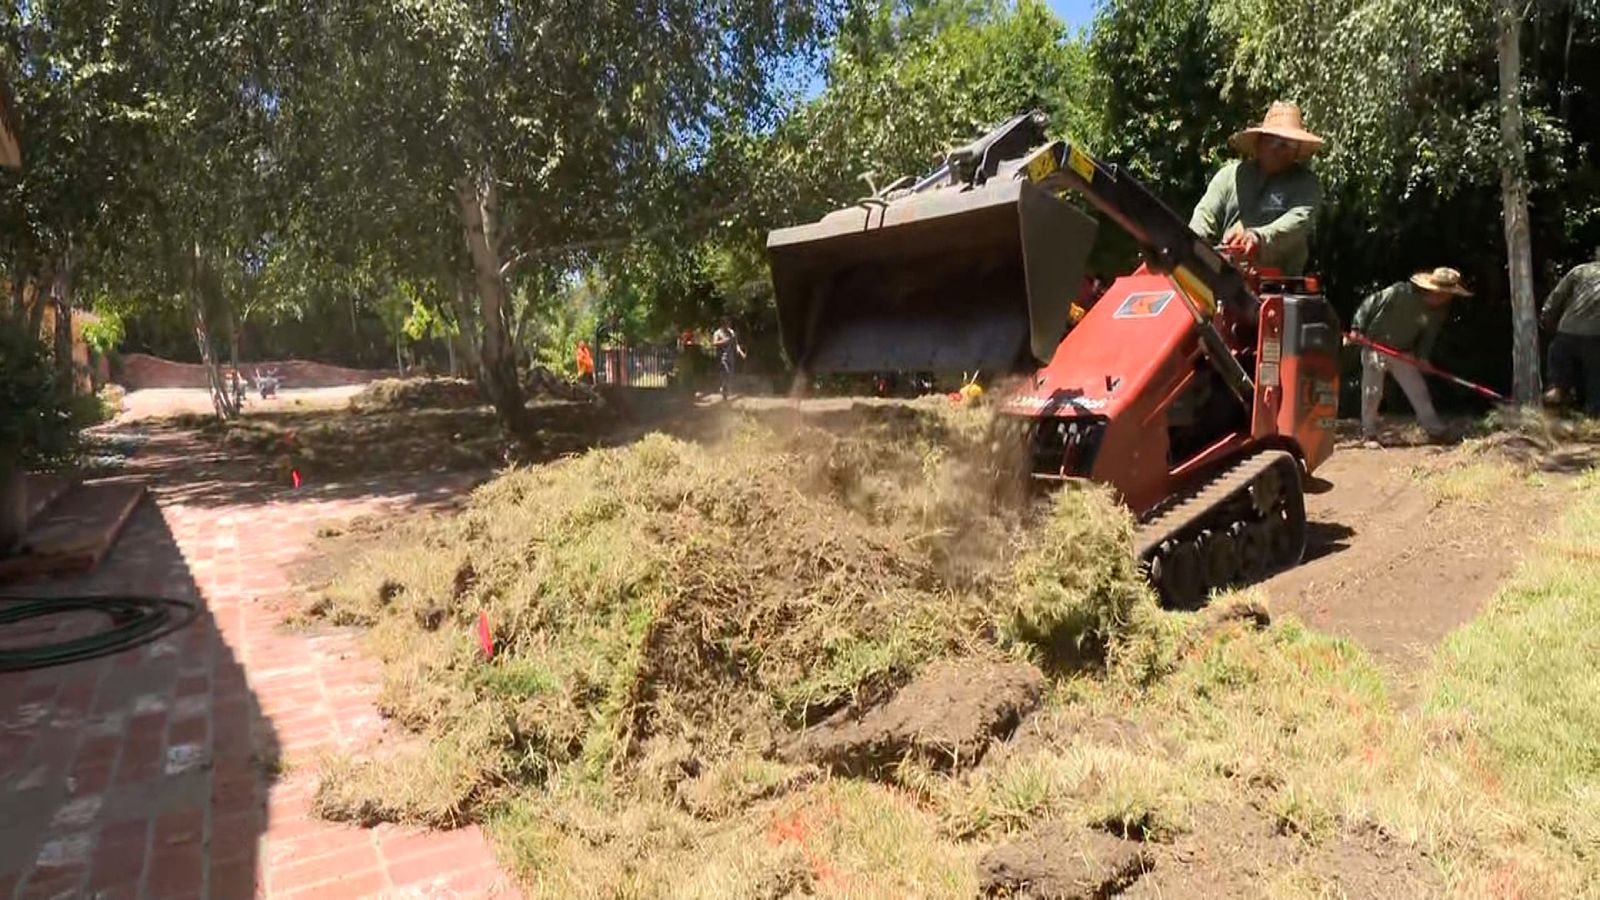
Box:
1190, 101, 1325, 275
1350, 267, 1474, 446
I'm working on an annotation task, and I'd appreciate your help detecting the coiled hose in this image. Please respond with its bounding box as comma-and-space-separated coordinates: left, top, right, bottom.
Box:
0, 594, 198, 672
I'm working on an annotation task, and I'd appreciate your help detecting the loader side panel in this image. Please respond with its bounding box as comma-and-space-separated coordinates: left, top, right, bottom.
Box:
1003, 271, 1203, 514
1251, 294, 1341, 474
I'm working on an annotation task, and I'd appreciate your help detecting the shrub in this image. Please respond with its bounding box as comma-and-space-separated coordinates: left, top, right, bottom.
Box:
0, 316, 80, 468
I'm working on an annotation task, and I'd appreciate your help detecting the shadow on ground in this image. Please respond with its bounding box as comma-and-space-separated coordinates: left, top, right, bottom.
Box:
0, 498, 277, 898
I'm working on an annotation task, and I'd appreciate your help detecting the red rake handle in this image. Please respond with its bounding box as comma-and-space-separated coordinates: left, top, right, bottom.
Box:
1344, 331, 1509, 403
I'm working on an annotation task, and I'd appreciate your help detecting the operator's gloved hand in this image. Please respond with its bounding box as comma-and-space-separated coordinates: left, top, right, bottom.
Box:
1222, 228, 1262, 258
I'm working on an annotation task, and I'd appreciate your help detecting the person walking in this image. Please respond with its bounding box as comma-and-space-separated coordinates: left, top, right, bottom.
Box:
1350, 267, 1474, 446
711, 320, 746, 401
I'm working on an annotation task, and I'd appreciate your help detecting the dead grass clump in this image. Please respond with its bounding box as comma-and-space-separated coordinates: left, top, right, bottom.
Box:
308, 403, 1126, 816
349, 377, 482, 412
305, 403, 1164, 832
1007, 487, 1154, 664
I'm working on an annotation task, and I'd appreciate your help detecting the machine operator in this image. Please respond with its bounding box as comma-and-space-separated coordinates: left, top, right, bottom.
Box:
1190, 101, 1325, 276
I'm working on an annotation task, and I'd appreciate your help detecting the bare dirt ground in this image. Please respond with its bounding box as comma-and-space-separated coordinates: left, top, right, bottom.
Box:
117, 385, 367, 421
1263, 426, 1597, 676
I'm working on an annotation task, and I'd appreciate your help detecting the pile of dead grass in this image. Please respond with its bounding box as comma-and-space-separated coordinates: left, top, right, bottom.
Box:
304, 402, 1153, 829
349, 377, 483, 412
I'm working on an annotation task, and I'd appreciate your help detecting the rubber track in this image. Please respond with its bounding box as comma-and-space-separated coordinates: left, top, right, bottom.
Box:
1134, 450, 1296, 561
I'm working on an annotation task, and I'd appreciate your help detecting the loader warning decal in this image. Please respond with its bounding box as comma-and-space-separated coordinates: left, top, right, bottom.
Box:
1113, 291, 1174, 319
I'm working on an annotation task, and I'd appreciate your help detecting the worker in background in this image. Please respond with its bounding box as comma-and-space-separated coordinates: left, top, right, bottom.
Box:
1190, 101, 1324, 276
575, 339, 595, 386
1350, 267, 1474, 446
712, 320, 746, 401
1540, 251, 1600, 415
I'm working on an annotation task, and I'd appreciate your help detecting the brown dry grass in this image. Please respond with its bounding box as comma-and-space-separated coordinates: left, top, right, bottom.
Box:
304, 401, 1145, 837
300, 404, 1600, 898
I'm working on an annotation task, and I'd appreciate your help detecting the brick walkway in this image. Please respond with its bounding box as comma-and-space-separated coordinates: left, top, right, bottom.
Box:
0, 426, 518, 899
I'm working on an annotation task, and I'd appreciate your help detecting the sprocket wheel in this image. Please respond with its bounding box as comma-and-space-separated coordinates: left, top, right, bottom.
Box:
1202, 527, 1240, 589
1265, 509, 1298, 565
1157, 540, 1205, 609
1237, 520, 1270, 582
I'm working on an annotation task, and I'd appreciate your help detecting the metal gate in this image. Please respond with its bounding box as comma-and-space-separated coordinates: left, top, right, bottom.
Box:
596, 344, 676, 388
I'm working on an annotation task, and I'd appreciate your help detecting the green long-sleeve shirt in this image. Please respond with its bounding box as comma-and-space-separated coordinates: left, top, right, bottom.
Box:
1188, 160, 1322, 275
1351, 281, 1449, 359
1540, 261, 1600, 337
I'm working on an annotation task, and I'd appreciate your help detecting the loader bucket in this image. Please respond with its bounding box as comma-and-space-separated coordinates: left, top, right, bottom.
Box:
768, 177, 1098, 375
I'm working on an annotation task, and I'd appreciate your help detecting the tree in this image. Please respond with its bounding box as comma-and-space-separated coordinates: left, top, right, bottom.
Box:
266, 2, 832, 439
1204, 0, 1600, 403
1498, 0, 1540, 403
1089, 0, 1258, 204
622, 0, 1095, 349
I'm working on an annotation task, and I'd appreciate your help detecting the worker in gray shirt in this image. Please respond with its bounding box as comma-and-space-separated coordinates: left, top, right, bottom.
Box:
1190, 101, 1324, 276
1350, 267, 1473, 445
1541, 253, 1600, 415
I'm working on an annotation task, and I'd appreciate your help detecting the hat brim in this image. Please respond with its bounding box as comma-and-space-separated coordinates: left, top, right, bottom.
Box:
1410, 273, 1473, 296
1229, 126, 1325, 162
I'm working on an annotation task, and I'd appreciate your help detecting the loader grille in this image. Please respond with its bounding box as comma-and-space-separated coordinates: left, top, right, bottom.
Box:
1030, 415, 1107, 478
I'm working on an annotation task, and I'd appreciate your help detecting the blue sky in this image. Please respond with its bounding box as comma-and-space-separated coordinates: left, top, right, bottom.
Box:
1047, 0, 1097, 30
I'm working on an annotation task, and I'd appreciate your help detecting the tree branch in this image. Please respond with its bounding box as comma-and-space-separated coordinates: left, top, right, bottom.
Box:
498, 200, 744, 279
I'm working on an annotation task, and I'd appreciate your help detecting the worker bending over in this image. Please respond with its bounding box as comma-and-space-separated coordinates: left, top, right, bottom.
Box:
1350, 267, 1473, 446
1190, 101, 1324, 276
1541, 252, 1600, 415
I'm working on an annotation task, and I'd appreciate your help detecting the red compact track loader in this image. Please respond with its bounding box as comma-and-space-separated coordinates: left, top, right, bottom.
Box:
766, 111, 1342, 607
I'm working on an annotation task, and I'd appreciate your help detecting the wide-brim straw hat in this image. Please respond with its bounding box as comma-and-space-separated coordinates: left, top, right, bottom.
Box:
1229, 101, 1325, 162
1410, 267, 1473, 297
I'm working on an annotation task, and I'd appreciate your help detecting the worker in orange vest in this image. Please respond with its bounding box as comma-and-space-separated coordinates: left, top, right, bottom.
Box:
576, 339, 595, 385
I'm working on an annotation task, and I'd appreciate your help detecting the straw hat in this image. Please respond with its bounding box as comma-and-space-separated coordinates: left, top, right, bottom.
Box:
1229, 101, 1325, 162
1410, 267, 1473, 297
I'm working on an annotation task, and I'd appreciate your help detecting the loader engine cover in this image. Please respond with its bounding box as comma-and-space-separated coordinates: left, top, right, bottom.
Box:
767, 175, 1099, 375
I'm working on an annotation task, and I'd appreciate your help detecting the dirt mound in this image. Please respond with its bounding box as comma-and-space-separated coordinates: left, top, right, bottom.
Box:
978, 824, 1153, 899
349, 377, 482, 412
783, 660, 1045, 777
1118, 803, 1440, 899
304, 402, 1154, 826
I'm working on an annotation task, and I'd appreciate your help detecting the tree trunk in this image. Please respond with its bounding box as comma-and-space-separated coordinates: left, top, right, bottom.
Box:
1498, 0, 1541, 405
395, 329, 404, 376
457, 170, 530, 438
26, 262, 51, 339
228, 311, 242, 374
8, 256, 26, 320
190, 247, 239, 420
51, 263, 75, 395
447, 277, 483, 380
446, 330, 458, 376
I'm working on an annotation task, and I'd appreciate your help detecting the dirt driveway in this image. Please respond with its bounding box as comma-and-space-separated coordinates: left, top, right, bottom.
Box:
117, 386, 368, 422
1263, 434, 1595, 674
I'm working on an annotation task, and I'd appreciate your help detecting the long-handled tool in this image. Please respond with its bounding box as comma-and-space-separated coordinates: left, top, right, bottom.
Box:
1345, 331, 1509, 403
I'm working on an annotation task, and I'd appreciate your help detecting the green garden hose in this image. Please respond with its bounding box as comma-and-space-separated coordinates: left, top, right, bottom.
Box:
0, 594, 198, 672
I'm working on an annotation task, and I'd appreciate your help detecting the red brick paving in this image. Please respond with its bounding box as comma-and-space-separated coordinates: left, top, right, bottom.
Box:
0, 427, 515, 898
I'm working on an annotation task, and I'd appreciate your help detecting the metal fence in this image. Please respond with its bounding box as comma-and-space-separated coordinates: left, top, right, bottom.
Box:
595, 344, 677, 388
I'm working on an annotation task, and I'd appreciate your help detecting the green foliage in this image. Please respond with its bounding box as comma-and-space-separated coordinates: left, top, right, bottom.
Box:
80, 308, 125, 355
758, 0, 1093, 226
1088, 0, 1259, 204
0, 317, 79, 468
